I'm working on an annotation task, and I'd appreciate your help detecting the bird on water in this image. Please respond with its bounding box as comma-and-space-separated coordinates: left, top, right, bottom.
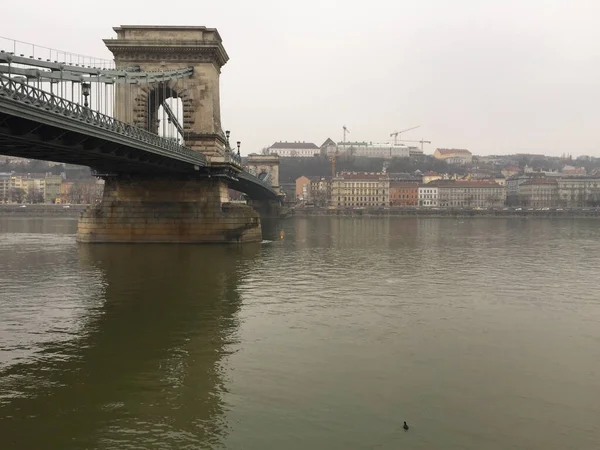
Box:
403, 421, 409, 431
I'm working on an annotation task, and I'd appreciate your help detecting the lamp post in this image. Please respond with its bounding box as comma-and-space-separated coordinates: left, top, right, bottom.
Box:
236, 141, 241, 157
225, 130, 231, 151
81, 82, 91, 108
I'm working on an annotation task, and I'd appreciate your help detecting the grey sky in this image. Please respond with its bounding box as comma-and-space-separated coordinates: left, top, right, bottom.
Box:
3, 0, 600, 157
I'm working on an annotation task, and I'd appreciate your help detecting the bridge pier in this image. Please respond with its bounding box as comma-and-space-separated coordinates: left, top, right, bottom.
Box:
77, 176, 262, 244
246, 199, 289, 219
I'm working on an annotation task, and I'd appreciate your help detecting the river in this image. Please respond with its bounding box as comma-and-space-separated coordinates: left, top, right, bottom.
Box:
1, 216, 599, 449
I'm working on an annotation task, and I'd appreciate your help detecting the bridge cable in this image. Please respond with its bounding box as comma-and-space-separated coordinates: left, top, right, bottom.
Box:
162, 80, 166, 138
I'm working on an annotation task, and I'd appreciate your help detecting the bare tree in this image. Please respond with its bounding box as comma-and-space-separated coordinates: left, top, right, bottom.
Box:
9, 188, 25, 204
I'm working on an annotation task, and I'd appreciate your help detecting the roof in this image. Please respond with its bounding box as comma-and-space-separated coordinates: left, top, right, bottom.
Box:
320, 138, 336, 148
390, 181, 419, 188
435, 148, 472, 156
521, 179, 558, 186
269, 142, 319, 150
334, 172, 389, 180
423, 171, 439, 176
429, 180, 502, 188
389, 172, 420, 181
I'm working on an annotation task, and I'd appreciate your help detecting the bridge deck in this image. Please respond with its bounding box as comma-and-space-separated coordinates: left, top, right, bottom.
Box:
0, 74, 280, 200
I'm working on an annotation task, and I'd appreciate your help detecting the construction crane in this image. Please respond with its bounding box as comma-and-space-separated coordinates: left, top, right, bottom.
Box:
343, 125, 350, 143
390, 125, 420, 145
398, 138, 431, 153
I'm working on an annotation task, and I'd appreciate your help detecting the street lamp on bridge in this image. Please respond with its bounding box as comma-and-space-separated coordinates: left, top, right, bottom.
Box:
81, 82, 91, 107
236, 141, 241, 157
225, 130, 231, 151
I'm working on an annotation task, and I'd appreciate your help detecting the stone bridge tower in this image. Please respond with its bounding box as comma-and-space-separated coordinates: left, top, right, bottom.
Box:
104, 26, 228, 158
77, 25, 262, 244
246, 154, 280, 194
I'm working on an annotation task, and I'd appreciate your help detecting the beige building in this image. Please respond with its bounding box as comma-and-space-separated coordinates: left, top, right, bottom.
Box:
295, 176, 310, 201
557, 176, 600, 207
44, 175, 63, 203
433, 180, 506, 208
331, 173, 390, 208
10, 175, 28, 194
433, 148, 473, 165
422, 171, 442, 184
0, 173, 10, 202
519, 179, 559, 208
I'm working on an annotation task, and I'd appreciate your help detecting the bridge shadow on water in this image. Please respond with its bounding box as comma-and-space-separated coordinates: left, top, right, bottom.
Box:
0, 242, 263, 449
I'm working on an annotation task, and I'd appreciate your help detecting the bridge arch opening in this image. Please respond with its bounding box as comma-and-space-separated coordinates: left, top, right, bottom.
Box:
157, 98, 184, 143
144, 83, 190, 143
258, 170, 270, 182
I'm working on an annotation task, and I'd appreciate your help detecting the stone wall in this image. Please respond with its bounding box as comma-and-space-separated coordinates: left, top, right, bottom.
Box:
77, 177, 262, 243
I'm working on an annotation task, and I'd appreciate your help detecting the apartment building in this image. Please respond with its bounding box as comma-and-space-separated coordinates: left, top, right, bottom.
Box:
331, 172, 390, 208
390, 181, 419, 207
418, 185, 439, 207
434, 180, 506, 208
519, 178, 559, 208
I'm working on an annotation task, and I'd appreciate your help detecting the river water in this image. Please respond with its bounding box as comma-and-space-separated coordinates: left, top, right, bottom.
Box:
0, 216, 599, 449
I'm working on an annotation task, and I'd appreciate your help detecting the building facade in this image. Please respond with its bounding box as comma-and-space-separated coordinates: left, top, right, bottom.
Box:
557, 176, 600, 207
320, 138, 337, 157
418, 185, 439, 207
390, 181, 419, 207
433, 148, 473, 164
44, 175, 63, 203
295, 176, 310, 201
434, 180, 506, 208
0, 173, 10, 202
519, 179, 559, 208
268, 142, 320, 157
337, 142, 411, 159
331, 173, 390, 208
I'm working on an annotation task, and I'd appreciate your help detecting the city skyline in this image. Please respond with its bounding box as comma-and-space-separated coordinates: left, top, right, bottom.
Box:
3, 0, 599, 157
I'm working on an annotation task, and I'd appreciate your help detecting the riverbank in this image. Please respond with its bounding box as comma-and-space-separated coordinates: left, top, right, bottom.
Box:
0, 204, 88, 217
292, 207, 600, 218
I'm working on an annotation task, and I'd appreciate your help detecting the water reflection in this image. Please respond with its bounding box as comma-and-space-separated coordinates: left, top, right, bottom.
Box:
0, 217, 78, 235
2, 217, 600, 449
0, 242, 261, 449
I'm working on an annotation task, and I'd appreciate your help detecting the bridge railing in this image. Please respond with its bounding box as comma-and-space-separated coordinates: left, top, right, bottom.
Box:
0, 74, 207, 166
239, 167, 279, 194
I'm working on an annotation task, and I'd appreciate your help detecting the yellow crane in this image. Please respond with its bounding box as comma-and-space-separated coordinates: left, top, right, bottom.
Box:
390, 126, 420, 144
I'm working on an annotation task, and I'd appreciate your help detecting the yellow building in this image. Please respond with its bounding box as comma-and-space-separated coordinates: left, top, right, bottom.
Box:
423, 171, 442, 184
433, 148, 473, 165
331, 172, 390, 208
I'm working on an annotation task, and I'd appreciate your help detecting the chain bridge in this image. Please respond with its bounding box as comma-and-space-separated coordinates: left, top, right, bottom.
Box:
0, 26, 282, 243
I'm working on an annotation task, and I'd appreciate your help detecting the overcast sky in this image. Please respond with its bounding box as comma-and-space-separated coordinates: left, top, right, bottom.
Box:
3, 0, 599, 157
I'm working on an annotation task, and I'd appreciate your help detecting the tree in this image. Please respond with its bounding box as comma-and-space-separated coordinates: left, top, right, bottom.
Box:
312, 190, 329, 207
9, 188, 25, 204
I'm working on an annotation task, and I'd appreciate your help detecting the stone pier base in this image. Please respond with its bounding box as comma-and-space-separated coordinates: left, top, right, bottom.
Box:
247, 198, 289, 219
77, 176, 262, 244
